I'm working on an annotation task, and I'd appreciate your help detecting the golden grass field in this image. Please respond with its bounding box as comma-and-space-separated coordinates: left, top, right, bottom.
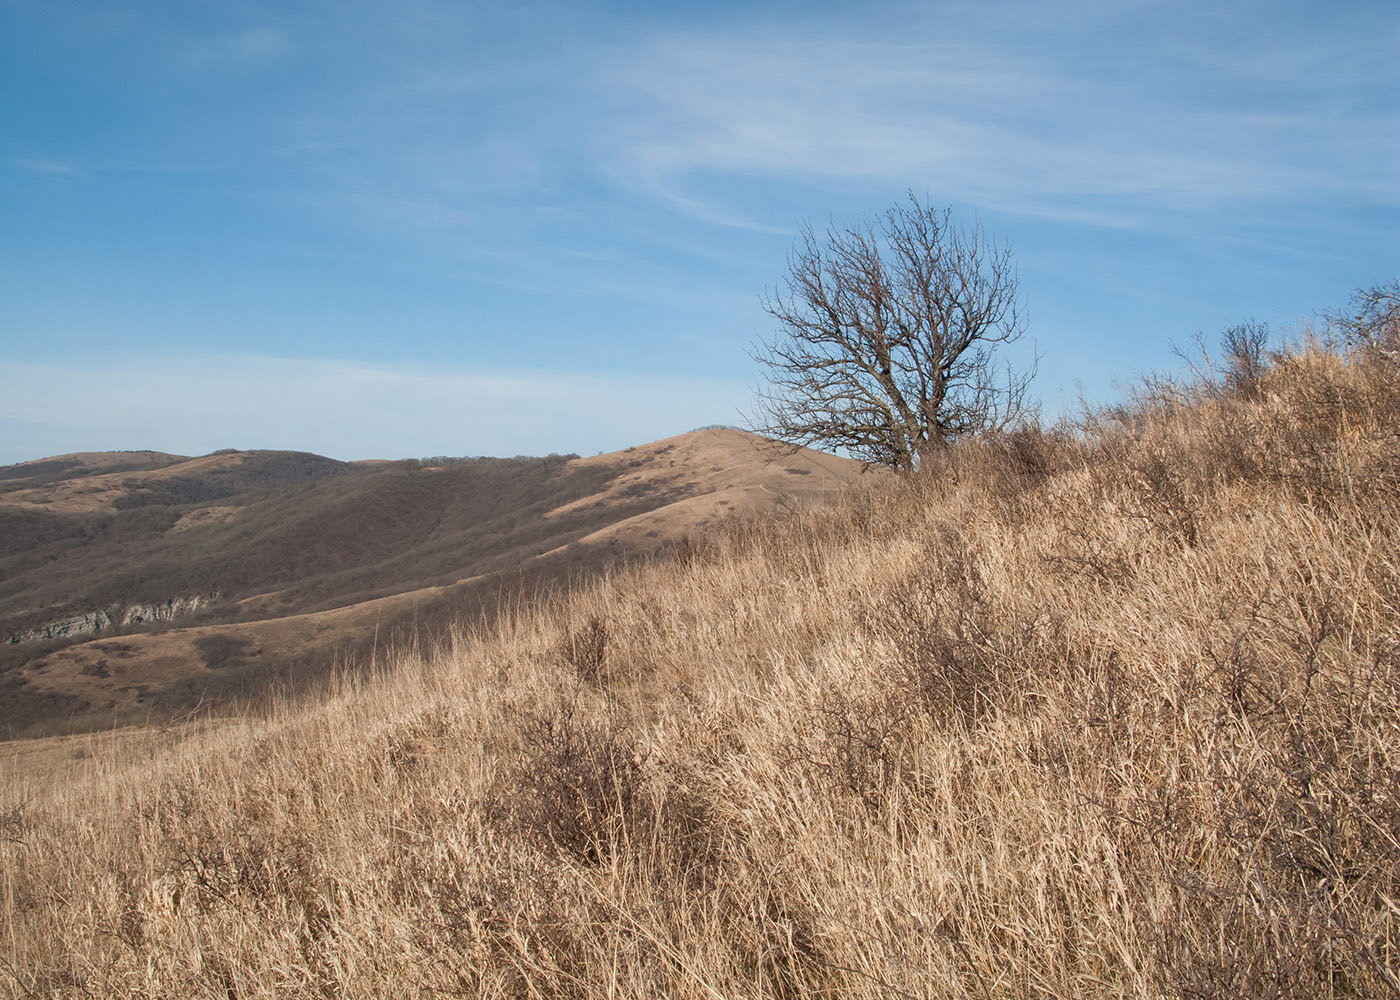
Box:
2, 337, 1397, 997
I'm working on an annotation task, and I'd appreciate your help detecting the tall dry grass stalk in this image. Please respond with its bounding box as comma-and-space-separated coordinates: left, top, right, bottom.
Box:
2, 340, 1398, 998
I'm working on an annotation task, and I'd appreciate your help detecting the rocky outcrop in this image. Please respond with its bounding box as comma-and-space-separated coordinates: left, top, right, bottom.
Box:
119, 594, 216, 627
4, 594, 219, 645
7, 608, 118, 643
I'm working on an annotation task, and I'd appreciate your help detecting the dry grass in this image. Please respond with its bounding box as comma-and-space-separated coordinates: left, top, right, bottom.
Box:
2, 429, 859, 739
2, 339, 1398, 998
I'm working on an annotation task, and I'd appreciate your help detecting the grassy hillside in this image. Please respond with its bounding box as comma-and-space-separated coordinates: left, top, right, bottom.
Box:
1, 432, 858, 737
0, 451, 598, 631
2, 336, 1397, 997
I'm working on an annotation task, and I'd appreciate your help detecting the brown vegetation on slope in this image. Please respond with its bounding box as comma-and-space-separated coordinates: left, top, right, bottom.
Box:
1, 337, 1397, 997
1, 431, 858, 737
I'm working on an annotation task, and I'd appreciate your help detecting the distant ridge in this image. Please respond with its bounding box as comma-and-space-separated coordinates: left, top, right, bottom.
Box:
0, 430, 861, 737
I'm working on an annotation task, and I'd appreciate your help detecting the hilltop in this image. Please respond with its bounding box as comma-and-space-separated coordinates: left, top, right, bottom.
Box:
0, 429, 861, 737
2, 336, 1396, 996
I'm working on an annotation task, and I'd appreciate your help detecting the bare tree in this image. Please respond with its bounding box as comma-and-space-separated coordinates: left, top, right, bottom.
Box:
1325, 278, 1399, 357
751, 195, 1035, 470
1219, 319, 1271, 398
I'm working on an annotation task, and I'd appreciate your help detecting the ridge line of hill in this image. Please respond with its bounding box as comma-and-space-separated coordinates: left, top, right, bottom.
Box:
4, 338, 1397, 995
0, 428, 863, 738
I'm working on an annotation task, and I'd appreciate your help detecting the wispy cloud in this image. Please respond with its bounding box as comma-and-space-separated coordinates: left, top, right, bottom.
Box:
13, 158, 80, 177
341, 191, 477, 230
592, 20, 1399, 229
266, 2, 1395, 245
183, 26, 288, 66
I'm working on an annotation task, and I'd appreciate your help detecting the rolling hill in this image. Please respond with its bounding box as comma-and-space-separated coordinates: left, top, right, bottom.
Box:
3, 339, 1396, 996
0, 429, 862, 737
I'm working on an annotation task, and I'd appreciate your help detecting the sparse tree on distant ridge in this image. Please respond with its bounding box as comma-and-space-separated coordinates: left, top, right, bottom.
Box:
751, 194, 1035, 471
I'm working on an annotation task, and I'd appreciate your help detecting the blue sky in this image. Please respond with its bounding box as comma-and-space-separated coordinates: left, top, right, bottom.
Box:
2, 0, 1396, 464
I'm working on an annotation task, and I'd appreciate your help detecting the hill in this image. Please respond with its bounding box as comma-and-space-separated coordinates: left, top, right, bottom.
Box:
0, 430, 861, 737
2, 337, 1397, 996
